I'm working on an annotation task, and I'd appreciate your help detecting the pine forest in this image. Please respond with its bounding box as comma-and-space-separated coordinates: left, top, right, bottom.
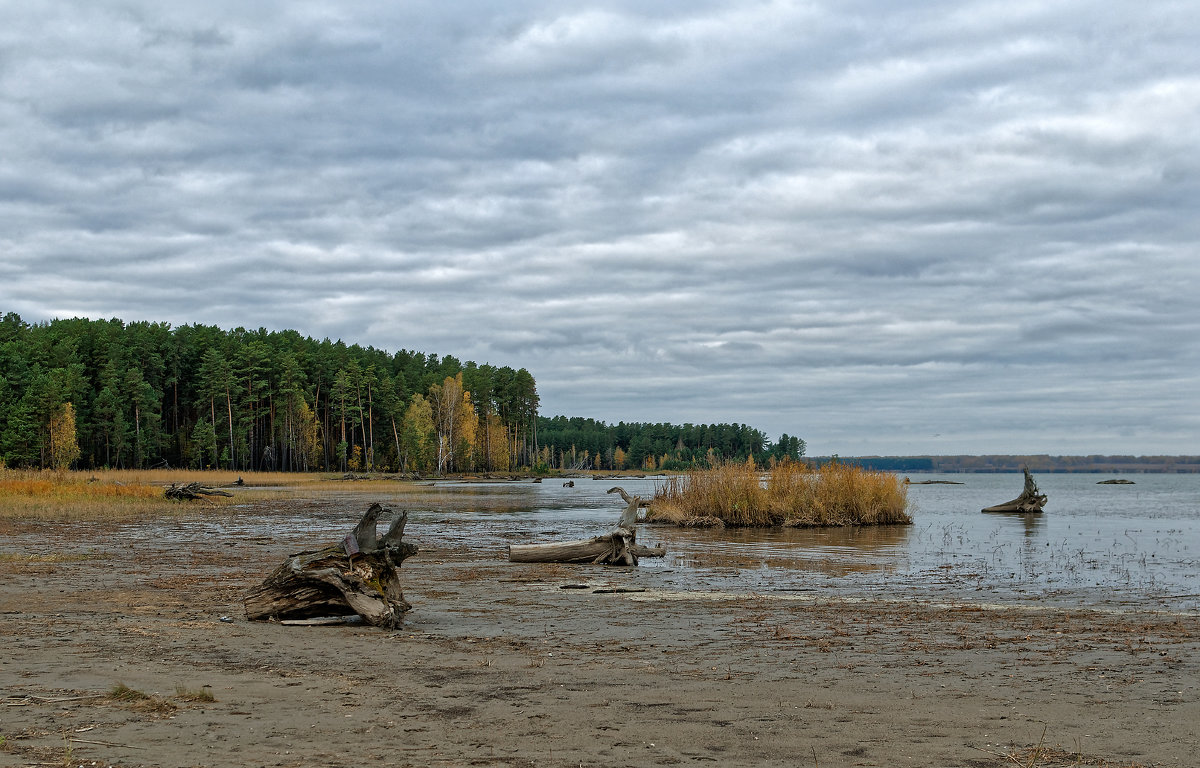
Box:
0, 313, 802, 473
0, 313, 536, 473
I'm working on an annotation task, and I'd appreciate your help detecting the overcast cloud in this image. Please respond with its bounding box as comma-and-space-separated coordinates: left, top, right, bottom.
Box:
2, 0, 1198, 456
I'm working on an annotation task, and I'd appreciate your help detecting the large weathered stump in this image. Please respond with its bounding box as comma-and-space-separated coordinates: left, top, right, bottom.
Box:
508, 486, 665, 566
981, 467, 1048, 513
243, 503, 418, 628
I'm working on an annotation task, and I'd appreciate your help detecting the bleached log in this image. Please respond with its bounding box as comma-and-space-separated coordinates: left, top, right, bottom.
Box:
507, 486, 664, 566
509, 535, 666, 564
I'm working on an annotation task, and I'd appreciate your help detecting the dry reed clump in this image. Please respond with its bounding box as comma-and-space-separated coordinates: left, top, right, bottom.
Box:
650, 460, 911, 528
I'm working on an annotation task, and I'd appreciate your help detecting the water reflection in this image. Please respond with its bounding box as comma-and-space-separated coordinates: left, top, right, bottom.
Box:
986, 511, 1046, 537
656, 524, 912, 577
723, 524, 910, 550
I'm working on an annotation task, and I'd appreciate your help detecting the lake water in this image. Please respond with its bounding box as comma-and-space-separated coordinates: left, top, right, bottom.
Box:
397, 473, 1199, 614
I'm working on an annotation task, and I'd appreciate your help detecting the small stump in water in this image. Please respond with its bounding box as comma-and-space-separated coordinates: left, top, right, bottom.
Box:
243, 503, 418, 628
981, 467, 1048, 513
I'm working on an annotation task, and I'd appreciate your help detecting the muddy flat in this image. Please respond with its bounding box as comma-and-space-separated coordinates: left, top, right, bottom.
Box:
2, 499, 1197, 767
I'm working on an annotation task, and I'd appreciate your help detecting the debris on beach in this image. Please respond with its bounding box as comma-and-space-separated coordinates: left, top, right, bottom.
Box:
164, 482, 233, 500
509, 486, 665, 566
243, 503, 418, 628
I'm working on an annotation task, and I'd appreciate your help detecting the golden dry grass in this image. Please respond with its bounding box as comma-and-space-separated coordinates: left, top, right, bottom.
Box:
0, 468, 440, 521
0, 469, 178, 521
650, 459, 911, 528
89, 468, 316, 487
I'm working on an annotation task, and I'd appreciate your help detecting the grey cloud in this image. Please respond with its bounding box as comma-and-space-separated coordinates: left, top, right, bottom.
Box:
3, 0, 1198, 455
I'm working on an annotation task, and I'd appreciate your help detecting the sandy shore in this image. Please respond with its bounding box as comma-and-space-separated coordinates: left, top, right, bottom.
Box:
2, 507, 1197, 768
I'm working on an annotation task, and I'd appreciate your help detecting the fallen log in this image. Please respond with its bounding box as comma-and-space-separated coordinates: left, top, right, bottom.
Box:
507, 486, 664, 566
243, 503, 418, 628
165, 482, 233, 500
509, 537, 666, 564
981, 467, 1048, 513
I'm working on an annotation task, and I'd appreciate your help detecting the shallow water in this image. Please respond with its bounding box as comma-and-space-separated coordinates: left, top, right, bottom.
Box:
399, 474, 1200, 613
133, 473, 1199, 614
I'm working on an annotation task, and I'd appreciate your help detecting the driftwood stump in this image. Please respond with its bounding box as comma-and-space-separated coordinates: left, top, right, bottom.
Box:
243, 503, 418, 628
165, 482, 232, 500
981, 467, 1048, 513
508, 486, 665, 566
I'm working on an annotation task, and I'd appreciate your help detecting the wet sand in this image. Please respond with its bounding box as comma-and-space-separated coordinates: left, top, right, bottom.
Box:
2, 508, 1197, 768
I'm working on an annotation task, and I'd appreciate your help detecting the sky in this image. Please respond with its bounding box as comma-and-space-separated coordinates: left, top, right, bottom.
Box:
2, 1, 1198, 457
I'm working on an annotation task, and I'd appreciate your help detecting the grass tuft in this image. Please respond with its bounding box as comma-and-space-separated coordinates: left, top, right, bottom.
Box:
109, 683, 176, 714
174, 684, 216, 703
650, 459, 911, 528
109, 683, 151, 701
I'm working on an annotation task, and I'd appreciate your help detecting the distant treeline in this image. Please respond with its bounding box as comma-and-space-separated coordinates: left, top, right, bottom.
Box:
0, 313, 538, 473
824, 455, 1200, 473
537, 415, 805, 471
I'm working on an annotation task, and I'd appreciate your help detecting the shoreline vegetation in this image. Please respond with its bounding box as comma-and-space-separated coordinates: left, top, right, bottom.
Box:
649, 459, 911, 528
0, 468, 677, 522
0, 469, 245, 521
0, 460, 1174, 523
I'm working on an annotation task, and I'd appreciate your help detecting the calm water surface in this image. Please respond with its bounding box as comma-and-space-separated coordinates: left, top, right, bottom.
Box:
399, 474, 1200, 613
155, 473, 1196, 614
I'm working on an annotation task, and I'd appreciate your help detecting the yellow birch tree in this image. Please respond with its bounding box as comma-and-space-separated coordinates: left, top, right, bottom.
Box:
455, 389, 477, 472
48, 402, 81, 471
295, 401, 323, 471
401, 394, 435, 473
429, 373, 478, 473
481, 412, 511, 471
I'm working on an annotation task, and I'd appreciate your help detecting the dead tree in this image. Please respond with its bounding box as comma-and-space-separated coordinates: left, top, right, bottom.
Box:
243, 503, 418, 628
981, 467, 1048, 513
165, 482, 233, 500
508, 486, 664, 565
608, 486, 644, 528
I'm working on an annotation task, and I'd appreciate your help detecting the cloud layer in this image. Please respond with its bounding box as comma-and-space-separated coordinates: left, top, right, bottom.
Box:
3, 0, 1198, 455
